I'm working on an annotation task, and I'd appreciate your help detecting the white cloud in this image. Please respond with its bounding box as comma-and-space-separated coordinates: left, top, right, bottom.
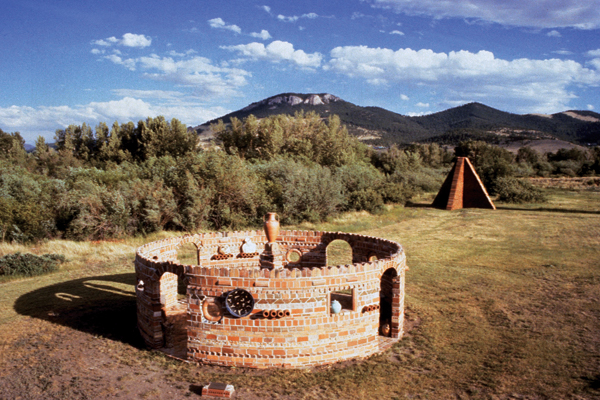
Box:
416, 102, 430, 108
92, 33, 151, 48
588, 58, 600, 70
277, 12, 319, 22
222, 41, 323, 68
552, 50, 574, 55
390, 30, 405, 35
111, 89, 185, 99
0, 97, 229, 143
547, 30, 562, 37
261, 5, 271, 13
104, 54, 137, 71
324, 45, 600, 113
588, 104, 595, 110
103, 53, 250, 98
120, 33, 152, 48
91, 48, 104, 55
250, 30, 272, 40
368, 0, 600, 29
400, 94, 410, 100
587, 49, 600, 57
208, 18, 242, 34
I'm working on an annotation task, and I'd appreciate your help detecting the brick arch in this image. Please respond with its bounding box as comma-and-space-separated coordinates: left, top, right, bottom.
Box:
176, 234, 203, 248
154, 262, 186, 279
325, 238, 353, 266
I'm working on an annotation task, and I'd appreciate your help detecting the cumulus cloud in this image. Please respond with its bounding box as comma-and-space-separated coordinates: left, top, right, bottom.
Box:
324, 45, 600, 113
208, 18, 242, 34
367, 0, 600, 29
0, 97, 229, 143
250, 30, 272, 40
587, 49, 600, 57
415, 102, 430, 108
103, 54, 250, 98
400, 94, 410, 100
547, 30, 562, 37
586, 49, 600, 70
589, 58, 600, 70
390, 30, 405, 35
222, 40, 323, 68
104, 54, 137, 71
92, 33, 151, 48
588, 104, 595, 110
277, 12, 319, 22
120, 33, 152, 47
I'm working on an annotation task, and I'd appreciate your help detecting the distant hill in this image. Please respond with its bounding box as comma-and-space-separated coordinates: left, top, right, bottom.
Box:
193, 93, 600, 147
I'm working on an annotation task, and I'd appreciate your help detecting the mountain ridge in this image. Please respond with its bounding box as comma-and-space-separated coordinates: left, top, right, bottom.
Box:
193, 93, 600, 146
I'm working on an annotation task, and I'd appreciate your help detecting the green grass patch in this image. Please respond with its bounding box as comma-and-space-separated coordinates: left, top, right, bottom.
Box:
1, 188, 599, 399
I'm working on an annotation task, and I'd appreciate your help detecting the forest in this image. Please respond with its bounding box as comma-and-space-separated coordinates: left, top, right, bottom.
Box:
1, 111, 600, 243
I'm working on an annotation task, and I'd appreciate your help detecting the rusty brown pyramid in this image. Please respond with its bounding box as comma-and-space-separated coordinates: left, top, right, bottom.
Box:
432, 157, 496, 210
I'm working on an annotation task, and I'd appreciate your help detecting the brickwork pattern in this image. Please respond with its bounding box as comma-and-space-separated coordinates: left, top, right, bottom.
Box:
135, 230, 407, 368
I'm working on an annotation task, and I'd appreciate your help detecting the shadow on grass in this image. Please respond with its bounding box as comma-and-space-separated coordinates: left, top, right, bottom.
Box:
404, 201, 600, 215
495, 205, 600, 215
404, 201, 435, 208
13, 273, 145, 348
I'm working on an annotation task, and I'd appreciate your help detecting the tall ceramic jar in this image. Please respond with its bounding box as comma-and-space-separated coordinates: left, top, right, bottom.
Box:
263, 212, 280, 243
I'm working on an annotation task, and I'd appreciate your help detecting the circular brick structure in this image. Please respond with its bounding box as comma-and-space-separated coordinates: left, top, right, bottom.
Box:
134, 229, 407, 368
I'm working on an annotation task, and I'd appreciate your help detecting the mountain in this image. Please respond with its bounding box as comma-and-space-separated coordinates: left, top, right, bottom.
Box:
193, 93, 600, 147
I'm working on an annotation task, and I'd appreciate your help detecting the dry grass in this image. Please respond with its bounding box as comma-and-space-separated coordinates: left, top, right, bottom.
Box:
1, 189, 600, 399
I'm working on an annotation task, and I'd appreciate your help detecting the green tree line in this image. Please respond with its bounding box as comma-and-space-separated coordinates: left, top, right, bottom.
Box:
2, 113, 598, 243
0, 114, 451, 242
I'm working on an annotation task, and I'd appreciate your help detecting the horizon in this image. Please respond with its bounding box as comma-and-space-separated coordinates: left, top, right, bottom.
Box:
2, 0, 600, 143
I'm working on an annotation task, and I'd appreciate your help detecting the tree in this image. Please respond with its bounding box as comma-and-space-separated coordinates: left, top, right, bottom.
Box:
136, 116, 198, 161
455, 140, 515, 194
216, 112, 369, 167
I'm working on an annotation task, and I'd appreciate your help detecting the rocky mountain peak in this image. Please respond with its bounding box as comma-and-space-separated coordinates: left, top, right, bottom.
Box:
241, 93, 340, 112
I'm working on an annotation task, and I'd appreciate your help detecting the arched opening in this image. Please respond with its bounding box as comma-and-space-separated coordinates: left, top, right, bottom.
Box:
159, 271, 187, 356
326, 239, 353, 266
159, 271, 179, 309
177, 242, 199, 265
379, 268, 397, 337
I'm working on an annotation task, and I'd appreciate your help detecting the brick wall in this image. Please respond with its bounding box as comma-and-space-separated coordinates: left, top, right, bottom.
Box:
134, 230, 407, 368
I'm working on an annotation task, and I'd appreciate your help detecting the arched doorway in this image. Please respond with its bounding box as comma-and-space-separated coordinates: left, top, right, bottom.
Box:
158, 271, 187, 356
380, 268, 397, 336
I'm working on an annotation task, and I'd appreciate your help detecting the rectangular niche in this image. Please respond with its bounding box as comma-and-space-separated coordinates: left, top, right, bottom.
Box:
330, 287, 357, 313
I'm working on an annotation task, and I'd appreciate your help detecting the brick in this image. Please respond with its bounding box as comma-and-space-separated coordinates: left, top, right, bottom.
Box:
135, 227, 406, 368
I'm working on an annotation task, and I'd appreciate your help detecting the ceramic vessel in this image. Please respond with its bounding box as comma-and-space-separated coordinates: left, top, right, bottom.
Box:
241, 237, 257, 253
331, 300, 342, 314
380, 322, 391, 337
263, 212, 280, 244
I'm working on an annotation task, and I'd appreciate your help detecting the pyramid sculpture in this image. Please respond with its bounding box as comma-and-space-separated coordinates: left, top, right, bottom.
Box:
432, 157, 496, 210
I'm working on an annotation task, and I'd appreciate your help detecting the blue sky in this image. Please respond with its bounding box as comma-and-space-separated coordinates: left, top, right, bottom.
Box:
1, 0, 600, 143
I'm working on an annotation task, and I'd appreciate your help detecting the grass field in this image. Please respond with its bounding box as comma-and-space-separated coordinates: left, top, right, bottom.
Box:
1, 187, 599, 399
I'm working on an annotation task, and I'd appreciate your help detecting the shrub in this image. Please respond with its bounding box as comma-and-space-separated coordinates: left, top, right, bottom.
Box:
256, 158, 344, 223
335, 163, 386, 212
495, 177, 546, 204
0, 252, 66, 277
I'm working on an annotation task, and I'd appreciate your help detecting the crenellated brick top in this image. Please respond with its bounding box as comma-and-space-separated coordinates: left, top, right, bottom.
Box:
135, 230, 405, 280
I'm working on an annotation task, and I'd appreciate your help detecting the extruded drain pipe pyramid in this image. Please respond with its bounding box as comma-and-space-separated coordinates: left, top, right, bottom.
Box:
432, 157, 496, 210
